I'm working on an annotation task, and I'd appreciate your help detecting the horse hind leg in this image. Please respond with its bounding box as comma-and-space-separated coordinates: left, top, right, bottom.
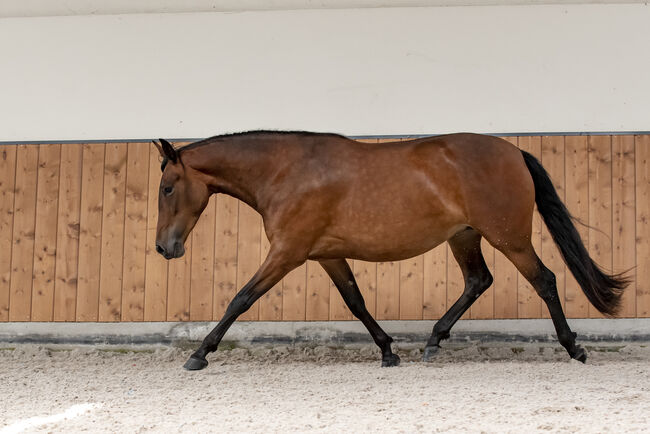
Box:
498, 242, 587, 362
423, 228, 493, 361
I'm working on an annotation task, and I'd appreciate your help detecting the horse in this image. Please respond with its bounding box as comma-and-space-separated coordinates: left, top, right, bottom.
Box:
151, 131, 628, 371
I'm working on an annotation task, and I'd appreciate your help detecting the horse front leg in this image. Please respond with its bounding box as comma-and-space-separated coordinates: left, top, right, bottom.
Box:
184, 249, 302, 371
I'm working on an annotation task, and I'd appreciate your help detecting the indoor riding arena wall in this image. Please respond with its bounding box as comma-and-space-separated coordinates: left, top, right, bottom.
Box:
0, 134, 648, 323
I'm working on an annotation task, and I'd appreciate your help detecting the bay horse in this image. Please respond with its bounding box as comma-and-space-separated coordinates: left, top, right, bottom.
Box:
152, 131, 627, 371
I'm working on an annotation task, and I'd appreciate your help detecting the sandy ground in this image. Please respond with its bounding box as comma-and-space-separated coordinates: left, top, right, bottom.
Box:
1, 342, 650, 433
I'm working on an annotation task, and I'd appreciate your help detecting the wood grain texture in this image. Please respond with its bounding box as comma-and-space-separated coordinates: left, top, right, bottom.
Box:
305, 260, 329, 321
53, 144, 82, 321
375, 261, 399, 320
611, 135, 636, 317
587, 135, 612, 319
0, 145, 17, 321
98, 143, 127, 322
422, 245, 447, 320
282, 263, 308, 321
564, 135, 590, 318
635, 135, 650, 317
493, 136, 519, 319
236, 202, 261, 321
9, 145, 39, 321
446, 244, 466, 319
121, 142, 149, 321
143, 146, 169, 321
540, 135, 566, 318
517, 136, 543, 319
471, 239, 495, 319
167, 238, 192, 321
353, 260, 377, 317
213, 195, 239, 319
31, 144, 61, 321
189, 196, 216, 321
399, 256, 424, 320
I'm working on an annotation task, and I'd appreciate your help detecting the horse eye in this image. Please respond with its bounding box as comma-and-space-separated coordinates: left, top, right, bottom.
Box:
162, 186, 174, 196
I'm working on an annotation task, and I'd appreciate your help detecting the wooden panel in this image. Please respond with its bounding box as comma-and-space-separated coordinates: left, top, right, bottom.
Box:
329, 260, 353, 320
9, 145, 39, 321
213, 195, 239, 318
470, 239, 495, 319
305, 260, 329, 321
189, 196, 216, 321
635, 135, 650, 317
121, 142, 149, 321
376, 261, 399, 320
53, 144, 82, 321
76, 144, 105, 321
31, 144, 61, 321
540, 136, 566, 318
399, 256, 423, 320
612, 135, 636, 317
587, 135, 612, 318
98, 143, 127, 321
259, 231, 284, 320
0, 145, 17, 321
564, 135, 590, 318
143, 146, 169, 321
282, 263, 307, 321
166, 238, 192, 321
493, 136, 519, 319
237, 202, 261, 321
517, 136, 543, 318
353, 260, 377, 317
422, 244, 447, 320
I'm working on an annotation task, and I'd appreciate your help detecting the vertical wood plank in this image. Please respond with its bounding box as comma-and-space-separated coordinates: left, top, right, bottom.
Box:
540, 135, 566, 318
612, 135, 636, 317
517, 136, 543, 318
353, 260, 377, 317
189, 196, 216, 321
76, 144, 105, 321
399, 256, 423, 320
121, 142, 150, 321
167, 238, 192, 321
564, 135, 590, 318
588, 135, 612, 318
635, 135, 650, 317
282, 263, 308, 321
493, 136, 519, 319
470, 239, 495, 319
0, 146, 17, 321
422, 244, 447, 320
305, 260, 329, 321
9, 145, 39, 321
237, 202, 261, 321
213, 195, 239, 319
31, 144, 61, 321
259, 230, 284, 320
143, 146, 169, 321
376, 261, 400, 320
98, 143, 127, 322
53, 144, 82, 321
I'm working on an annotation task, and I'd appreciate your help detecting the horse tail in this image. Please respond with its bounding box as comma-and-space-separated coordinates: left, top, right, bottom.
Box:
520, 150, 628, 316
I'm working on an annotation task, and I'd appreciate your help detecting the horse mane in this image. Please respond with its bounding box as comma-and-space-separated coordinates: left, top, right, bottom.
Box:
160, 130, 346, 171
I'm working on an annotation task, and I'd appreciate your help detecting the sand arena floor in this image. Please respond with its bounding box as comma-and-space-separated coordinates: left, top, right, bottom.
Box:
1, 342, 650, 433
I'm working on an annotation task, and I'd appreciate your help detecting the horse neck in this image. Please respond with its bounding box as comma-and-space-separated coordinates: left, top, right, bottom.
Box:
183, 138, 273, 211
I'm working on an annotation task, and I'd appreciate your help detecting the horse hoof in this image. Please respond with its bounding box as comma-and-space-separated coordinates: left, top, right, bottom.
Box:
422, 345, 440, 362
572, 347, 587, 364
381, 354, 401, 367
183, 356, 208, 371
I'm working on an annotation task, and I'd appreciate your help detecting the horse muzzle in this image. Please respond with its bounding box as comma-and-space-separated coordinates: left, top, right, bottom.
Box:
155, 240, 185, 259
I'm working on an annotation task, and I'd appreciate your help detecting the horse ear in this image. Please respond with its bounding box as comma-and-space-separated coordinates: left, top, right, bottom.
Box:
151, 140, 164, 157
158, 138, 178, 163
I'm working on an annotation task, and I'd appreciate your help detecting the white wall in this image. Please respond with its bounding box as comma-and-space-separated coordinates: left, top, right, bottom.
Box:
0, 3, 648, 141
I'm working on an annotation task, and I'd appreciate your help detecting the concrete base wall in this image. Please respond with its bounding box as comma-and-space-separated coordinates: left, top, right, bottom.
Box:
1, 319, 649, 346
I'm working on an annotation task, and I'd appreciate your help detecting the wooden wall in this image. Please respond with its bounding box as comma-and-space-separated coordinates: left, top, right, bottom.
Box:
0, 135, 648, 322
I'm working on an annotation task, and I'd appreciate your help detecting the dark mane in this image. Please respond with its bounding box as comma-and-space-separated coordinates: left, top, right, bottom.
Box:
159, 130, 346, 171
178, 130, 347, 152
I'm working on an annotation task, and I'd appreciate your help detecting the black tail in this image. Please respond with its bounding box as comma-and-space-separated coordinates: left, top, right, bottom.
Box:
521, 150, 628, 316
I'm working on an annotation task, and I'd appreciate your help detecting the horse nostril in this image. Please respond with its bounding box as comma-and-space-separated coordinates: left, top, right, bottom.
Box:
155, 244, 165, 255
